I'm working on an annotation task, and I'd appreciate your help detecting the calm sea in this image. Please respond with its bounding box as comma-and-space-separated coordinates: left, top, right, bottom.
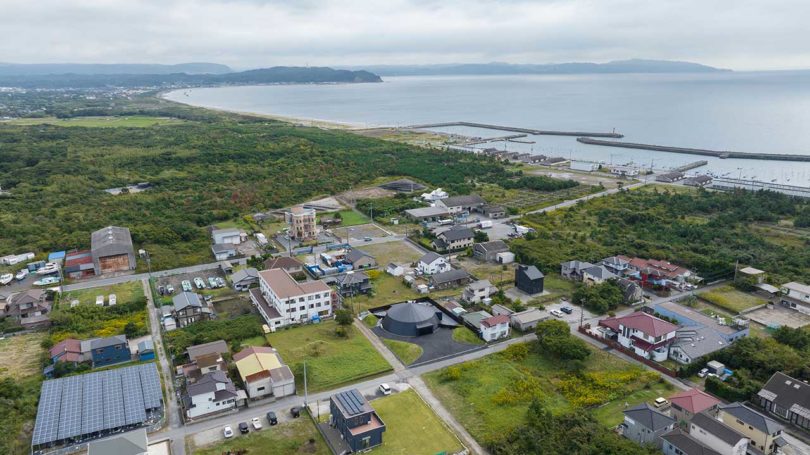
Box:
165, 73, 810, 185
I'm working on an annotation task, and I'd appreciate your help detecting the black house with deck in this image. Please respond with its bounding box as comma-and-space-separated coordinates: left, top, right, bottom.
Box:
515, 264, 544, 295
330, 389, 386, 452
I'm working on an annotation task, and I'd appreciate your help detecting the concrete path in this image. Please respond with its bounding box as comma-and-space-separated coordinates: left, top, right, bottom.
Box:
63, 262, 223, 291
523, 181, 647, 216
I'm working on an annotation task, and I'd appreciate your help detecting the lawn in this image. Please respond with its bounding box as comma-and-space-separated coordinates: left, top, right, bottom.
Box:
61, 281, 143, 306
212, 297, 255, 319
382, 339, 423, 365
320, 209, 369, 227
699, 285, 767, 314
360, 240, 422, 266
590, 381, 676, 427
240, 336, 268, 347
349, 273, 467, 314
0, 332, 47, 379
4, 115, 187, 127
266, 320, 392, 391
423, 343, 662, 446
526, 273, 576, 306
191, 418, 330, 455
372, 389, 464, 455
452, 327, 485, 345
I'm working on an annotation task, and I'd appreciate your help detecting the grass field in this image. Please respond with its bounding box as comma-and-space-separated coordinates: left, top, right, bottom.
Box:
319, 209, 369, 227
699, 285, 767, 313
423, 343, 663, 446
0, 332, 47, 379
4, 115, 187, 128
350, 273, 466, 314
212, 297, 255, 319
372, 389, 464, 455
529, 273, 576, 306
61, 281, 143, 306
240, 336, 268, 347
382, 339, 423, 365
452, 327, 485, 345
363, 314, 379, 327
191, 418, 329, 455
266, 320, 392, 391
360, 240, 422, 266
590, 381, 675, 427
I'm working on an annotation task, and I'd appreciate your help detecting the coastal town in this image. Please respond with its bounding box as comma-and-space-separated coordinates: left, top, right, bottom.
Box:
2, 146, 810, 455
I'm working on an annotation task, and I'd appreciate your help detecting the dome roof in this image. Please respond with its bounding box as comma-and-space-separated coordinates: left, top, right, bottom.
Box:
382, 301, 440, 337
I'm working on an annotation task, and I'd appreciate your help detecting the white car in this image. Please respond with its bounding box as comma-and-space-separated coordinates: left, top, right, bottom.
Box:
379, 383, 392, 396
550, 309, 564, 318
251, 417, 263, 430
108, 294, 117, 306
697, 368, 709, 378
15, 269, 29, 281
223, 426, 234, 438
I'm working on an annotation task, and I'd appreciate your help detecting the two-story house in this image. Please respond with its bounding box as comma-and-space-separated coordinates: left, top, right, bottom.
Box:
717, 402, 785, 455
599, 311, 679, 361
472, 240, 509, 262
462, 279, 496, 304
344, 249, 376, 270
689, 412, 749, 455
172, 292, 213, 328
329, 389, 386, 452
432, 226, 475, 252
515, 265, 544, 295
417, 252, 450, 275
181, 340, 228, 381
183, 370, 238, 419
669, 388, 721, 425
479, 314, 510, 341
661, 429, 723, 455
251, 268, 332, 328
560, 260, 595, 280
233, 346, 295, 400
621, 403, 676, 448
335, 271, 372, 297
779, 282, 810, 314
757, 371, 810, 432
83, 335, 130, 368
602, 256, 631, 275
5, 289, 51, 328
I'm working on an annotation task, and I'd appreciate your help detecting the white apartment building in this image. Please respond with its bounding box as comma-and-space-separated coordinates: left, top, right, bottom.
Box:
250, 268, 332, 328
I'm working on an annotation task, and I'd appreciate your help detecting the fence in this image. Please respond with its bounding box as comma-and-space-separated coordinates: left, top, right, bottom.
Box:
577, 326, 678, 378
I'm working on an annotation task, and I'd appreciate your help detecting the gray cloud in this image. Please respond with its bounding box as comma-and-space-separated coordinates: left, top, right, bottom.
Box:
1, 0, 808, 70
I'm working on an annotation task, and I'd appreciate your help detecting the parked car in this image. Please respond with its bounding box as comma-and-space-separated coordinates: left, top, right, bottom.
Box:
653, 397, 669, 408
181, 280, 192, 292
223, 426, 234, 438
550, 309, 564, 318
364, 237, 373, 242
238, 422, 249, 434
166, 284, 175, 294
194, 277, 206, 289
290, 406, 301, 418
108, 294, 117, 306
208, 277, 218, 288
560, 306, 573, 315
15, 269, 29, 281
266, 411, 278, 425
251, 417, 263, 430
217, 277, 226, 287
697, 368, 709, 378
379, 383, 392, 396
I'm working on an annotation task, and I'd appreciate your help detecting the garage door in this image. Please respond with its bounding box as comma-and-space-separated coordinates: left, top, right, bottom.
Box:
99, 254, 130, 273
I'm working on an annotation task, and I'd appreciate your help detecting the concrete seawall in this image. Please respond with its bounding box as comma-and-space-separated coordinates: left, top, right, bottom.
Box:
407, 121, 624, 138
576, 137, 810, 162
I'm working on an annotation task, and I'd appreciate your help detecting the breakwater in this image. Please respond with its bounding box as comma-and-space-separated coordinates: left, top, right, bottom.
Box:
407, 121, 624, 138
577, 138, 810, 162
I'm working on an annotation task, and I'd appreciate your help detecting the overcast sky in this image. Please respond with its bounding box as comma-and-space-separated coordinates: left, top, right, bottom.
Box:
2, 0, 809, 71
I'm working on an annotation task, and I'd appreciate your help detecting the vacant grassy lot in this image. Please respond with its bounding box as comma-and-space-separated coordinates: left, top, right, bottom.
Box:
4, 115, 187, 127
591, 381, 675, 427
0, 332, 47, 379
530, 273, 576, 306
350, 273, 467, 314
319, 209, 369, 227
212, 297, 255, 319
266, 320, 391, 391
382, 339, 423, 365
372, 389, 464, 455
191, 418, 329, 455
699, 285, 767, 314
452, 327, 485, 345
423, 343, 662, 446
360, 240, 422, 266
61, 281, 143, 306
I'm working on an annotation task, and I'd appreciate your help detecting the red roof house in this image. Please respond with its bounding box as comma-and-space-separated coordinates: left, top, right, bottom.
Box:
599, 311, 679, 361
49, 338, 85, 364
669, 388, 721, 422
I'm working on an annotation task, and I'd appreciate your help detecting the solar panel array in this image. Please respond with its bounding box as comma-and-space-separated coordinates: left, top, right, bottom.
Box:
336, 389, 368, 417
32, 363, 163, 448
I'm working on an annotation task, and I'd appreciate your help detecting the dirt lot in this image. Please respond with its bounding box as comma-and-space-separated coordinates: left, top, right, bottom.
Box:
0, 332, 47, 379
525, 166, 625, 188
339, 186, 394, 202
359, 240, 423, 266
746, 305, 810, 329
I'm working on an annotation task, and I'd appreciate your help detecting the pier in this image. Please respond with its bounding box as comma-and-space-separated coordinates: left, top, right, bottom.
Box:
673, 161, 708, 172
405, 121, 624, 138
465, 134, 527, 145
576, 138, 810, 162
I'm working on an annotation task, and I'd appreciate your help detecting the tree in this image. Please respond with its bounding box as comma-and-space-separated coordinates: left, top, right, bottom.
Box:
474, 230, 489, 242
534, 319, 570, 342
534, 319, 591, 361
572, 281, 623, 314
124, 321, 139, 339
335, 309, 353, 326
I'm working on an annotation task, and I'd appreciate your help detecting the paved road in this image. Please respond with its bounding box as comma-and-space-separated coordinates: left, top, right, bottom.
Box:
523, 181, 647, 216
62, 262, 223, 292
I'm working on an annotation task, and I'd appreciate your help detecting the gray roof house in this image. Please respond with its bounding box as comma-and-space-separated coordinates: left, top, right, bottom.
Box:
172, 292, 212, 328
661, 429, 722, 455
510, 308, 549, 331
621, 403, 676, 448
689, 412, 749, 455
669, 326, 728, 365
187, 340, 229, 363
430, 268, 472, 290
560, 260, 594, 279
436, 194, 486, 212
335, 271, 372, 297
91, 226, 136, 275
472, 240, 509, 262
581, 264, 618, 283
757, 371, 810, 432
231, 267, 259, 291
345, 249, 377, 269
211, 228, 243, 244
88, 428, 148, 455
211, 243, 237, 260
433, 226, 475, 252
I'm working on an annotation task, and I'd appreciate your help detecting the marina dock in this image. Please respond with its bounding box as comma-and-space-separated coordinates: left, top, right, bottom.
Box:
406, 121, 624, 138
673, 161, 709, 172
576, 137, 810, 162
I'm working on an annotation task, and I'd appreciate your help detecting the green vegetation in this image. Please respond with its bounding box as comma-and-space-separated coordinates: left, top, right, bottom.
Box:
265, 321, 391, 391
48, 295, 148, 344
0, 375, 43, 455
699, 285, 767, 313
511, 187, 810, 284
356, 195, 425, 222
591, 381, 675, 427
163, 315, 263, 358
61, 281, 142, 307
3, 115, 186, 128
500, 175, 579, 192
382, 339, 423, 365
372, 389, 464, 455
452, 327, 485, 345
320, 209, 369, 226
191, 418, 329, 455
362, 314, 379, 327
0, 332, 47, 379
572, 281, 624, 314
535, 319, 590, 361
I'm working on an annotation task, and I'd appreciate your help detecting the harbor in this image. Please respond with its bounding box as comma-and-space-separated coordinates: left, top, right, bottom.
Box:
406, 121, 624, 138
576, 137, 810, 162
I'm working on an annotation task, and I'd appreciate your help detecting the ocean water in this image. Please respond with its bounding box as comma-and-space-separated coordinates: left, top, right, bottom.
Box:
165, 73, 810, 185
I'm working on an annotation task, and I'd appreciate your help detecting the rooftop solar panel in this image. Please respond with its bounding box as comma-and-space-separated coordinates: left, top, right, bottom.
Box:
82, 372, 105, 435
32, 380, 62, 446
57, 375, 84, 440
102, 370, 126, 430
138, 364, 162, 410
122, 367, 147, 425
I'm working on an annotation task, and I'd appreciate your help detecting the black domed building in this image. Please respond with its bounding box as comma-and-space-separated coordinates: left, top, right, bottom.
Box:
382, 301, 440, 337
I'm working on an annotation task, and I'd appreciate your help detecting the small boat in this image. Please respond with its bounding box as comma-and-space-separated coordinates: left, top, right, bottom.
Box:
15, 269, 29, 280
0, 273, 13, 285
34, 276, 60, 286
36, 262, 59, 275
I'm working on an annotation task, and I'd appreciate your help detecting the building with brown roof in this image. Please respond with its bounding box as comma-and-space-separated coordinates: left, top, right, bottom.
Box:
250, 268, 333, 328
669, 388, 721, 424
6, 289, 51, 328
233, 346, 295, 399
263, 256, 305, 275
599, 311, 679, 361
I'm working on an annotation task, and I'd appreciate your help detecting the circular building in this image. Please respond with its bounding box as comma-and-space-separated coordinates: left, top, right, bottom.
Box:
382, 302, 440, 337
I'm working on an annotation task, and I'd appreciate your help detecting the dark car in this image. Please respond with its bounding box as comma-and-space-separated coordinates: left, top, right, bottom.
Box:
290, 406, 301, 418
238, 422, 249, 434
266, 411, 278, 425
561, 306, 573, 314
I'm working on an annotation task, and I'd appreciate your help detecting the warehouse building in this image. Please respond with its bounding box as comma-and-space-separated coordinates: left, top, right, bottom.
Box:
91, 226, 136, 275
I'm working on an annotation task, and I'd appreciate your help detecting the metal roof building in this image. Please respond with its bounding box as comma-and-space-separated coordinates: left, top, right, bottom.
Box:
382, 301, 440, 337
90, 226, 136, 275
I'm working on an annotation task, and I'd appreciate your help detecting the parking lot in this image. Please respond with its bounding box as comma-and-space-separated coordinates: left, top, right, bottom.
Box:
155, 268, 229, 297
544, 299, 597, 324
746, 304, 810, 329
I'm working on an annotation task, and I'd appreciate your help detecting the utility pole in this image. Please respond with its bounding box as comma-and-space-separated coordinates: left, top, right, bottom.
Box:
303, 361, 308, 407
579, 300, 585, 328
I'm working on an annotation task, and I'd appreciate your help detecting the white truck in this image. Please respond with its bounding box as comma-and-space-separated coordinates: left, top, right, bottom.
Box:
479, 220, 493, 229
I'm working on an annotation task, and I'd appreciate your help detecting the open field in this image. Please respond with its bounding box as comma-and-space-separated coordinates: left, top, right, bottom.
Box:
423, 343, 663, 446
699, 285, 767, 313
266, 320, 392, 391
3, 115, 187, 127
349, 273, 463, 313
360, 240, 422, 266
452, 327, 485, 345
319, 209, 369, 227
477, 182, 600, 213
61, 281, 143, 306
372, 389, 465, 455
530, 273, 577, 306
211, 297, 255, 319
190, 418, 330, 455
0, 332, 47, 379
591, 381, 676, 427
382, 338, 423, 365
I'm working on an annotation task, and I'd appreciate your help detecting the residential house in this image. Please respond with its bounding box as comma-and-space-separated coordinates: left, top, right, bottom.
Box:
233, 346, 295, 400
560, 260, 595, 280
669, 326, 729, 365
285, 205, 318, 241
5, 289, 51, 328
435, 194, 486, 214
211, 228, 244, 245
432, 226, 475, 251
335, 271, 372, 297
345, 249, 376, 269
462, 310, 493, 329
264, 256, 306, 275
187, 340, 229, 364
779, 282, 810, 314
617, 278, 644, 304
717, 402, 786, 454
404, 206, 450, 223
490, 304, 513, 317
480, 314, 510, 341
599, 311, 679, 361
515, 265, 544, 295
472, 240, 509, 262
385, 263, 404, 276
602, 256, 631, 275
757, 371, 810, 432
211, 243, 237, 261
462, 279, 497, 304
49, 338, 85, 365
172, 292, 213, 328
621, 403, 676, 448
669, 389, 721, 425
183, 370, 238, 419
85, 335, 130, 368
661, 429, 723, 455
625, 256, 694, 289
417, 252, 450, 275
181, 340, 228, 381
688, 412, 749, 455
87, 428, 148, 455
479, 204, 507, 218
91, 226, 136, 275
231, 267, 259, 291
138, 340, 155, 361
510, 308, 549, 331
330, 389, 386, 452
582, 264, 618, 284
250, 268, 333, 328
429, 268, 472, 290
